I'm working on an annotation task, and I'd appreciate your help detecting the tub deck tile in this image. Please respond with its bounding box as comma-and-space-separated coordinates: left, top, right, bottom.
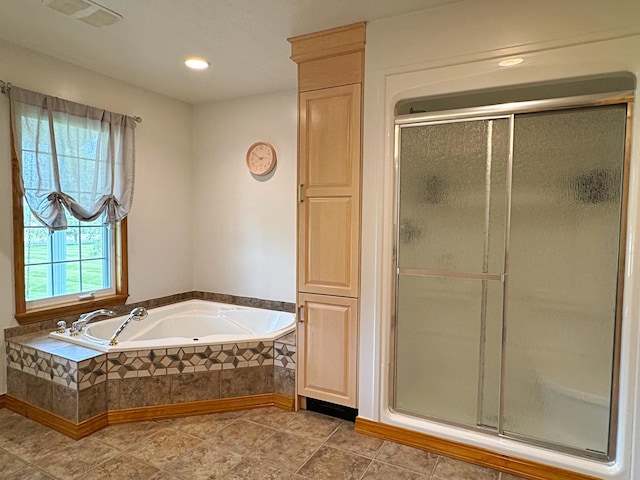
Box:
49, 344, 103, 362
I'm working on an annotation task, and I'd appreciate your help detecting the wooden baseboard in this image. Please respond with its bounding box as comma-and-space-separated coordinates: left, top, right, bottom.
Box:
108, 394, 278, 424
354, 417, 600, 480
5, 395, 108, 440
274, 393, 295, 411
5, 393, 295, 439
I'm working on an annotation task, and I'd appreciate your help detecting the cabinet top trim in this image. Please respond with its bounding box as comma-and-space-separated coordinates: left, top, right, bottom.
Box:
288, 22, 365, 64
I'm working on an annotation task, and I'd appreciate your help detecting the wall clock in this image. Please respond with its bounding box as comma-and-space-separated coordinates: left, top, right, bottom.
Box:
246, 142, 277, 175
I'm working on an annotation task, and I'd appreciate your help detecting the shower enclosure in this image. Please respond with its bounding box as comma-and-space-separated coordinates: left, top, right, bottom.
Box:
393, 93, 631, 459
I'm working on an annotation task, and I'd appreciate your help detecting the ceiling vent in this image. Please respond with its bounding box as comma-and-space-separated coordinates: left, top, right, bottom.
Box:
42, 0, 122, 27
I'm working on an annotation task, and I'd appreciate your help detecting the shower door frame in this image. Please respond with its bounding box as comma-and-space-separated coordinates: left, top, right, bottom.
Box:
390, 91, 634, 461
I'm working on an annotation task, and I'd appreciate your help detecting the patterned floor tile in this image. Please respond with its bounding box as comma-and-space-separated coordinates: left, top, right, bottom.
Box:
297, 445, 371, 480
165, 443, 243, 479
129, 429, 202, 469
5, 466, 56, 480
81, 455, 161, 479
0, 412, 52, 453
0, 448, 29, 477
222, 456, 291, 479
250, 431, 322, 472
34, 438, 119, 480
375, 441, 439, 476
0, 423, 75, 464
158, 411, 244, 439
0, 407, 522, 480
326, 422, 384, 458
242, 406, 298, 429
361, 461, 430, 479
208, 419, 277, 455
283, 409, 342, 443
432, 456, 500, 480
90, 420, 164, 448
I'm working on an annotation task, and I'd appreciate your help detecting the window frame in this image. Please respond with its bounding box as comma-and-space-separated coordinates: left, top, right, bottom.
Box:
10, 117, 128, 325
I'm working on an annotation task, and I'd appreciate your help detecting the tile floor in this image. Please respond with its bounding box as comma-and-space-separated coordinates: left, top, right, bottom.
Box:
0, 406, 527, 480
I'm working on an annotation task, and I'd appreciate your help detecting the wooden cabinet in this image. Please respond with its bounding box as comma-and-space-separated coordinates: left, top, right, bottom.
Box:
298, 84, 361, 298
297, 293, 358, 407
290, 22, 365, 409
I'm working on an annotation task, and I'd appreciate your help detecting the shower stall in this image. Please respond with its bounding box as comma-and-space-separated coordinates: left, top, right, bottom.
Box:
392, 93, 631, 459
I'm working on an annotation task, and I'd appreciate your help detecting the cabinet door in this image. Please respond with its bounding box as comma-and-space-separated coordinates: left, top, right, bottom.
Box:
297, 293, 358, 407
298, 84, 361, 297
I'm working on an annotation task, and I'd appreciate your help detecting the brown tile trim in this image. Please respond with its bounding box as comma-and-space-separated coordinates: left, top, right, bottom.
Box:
5, 394, 108, 440
354, 417, 601, 480
193, 291, 296, 313
5, 291, 296, 338
0, 393, 6, 408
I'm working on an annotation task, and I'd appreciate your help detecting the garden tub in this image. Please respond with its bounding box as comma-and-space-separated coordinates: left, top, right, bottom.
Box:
49, 300, 296, 352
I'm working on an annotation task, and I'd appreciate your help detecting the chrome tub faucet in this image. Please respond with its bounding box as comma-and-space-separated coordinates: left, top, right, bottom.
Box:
109, 307, 148, 346
70, 309, 116, 336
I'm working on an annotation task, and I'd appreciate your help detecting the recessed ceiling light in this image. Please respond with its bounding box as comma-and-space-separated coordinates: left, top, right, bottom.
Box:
184, 57, 210, 70
498, 58, 524, 67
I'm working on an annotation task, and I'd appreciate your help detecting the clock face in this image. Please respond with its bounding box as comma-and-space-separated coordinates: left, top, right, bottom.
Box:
246, 142, 277, 175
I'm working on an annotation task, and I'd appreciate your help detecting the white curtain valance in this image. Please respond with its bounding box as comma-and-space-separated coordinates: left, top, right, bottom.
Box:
10, 86, 136, 231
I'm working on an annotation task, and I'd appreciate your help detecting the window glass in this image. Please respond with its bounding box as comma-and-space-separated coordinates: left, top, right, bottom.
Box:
24, 208, 114, 305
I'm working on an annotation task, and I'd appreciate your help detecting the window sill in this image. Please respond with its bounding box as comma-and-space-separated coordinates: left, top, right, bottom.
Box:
15, 294, 129, 325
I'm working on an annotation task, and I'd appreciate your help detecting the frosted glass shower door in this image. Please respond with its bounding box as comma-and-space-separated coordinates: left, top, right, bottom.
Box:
503, 105, 627, 455
395, 119, 509, 428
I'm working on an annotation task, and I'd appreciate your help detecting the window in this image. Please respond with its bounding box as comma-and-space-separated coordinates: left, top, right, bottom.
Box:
24, 207, 114, 305
10, 87, 133, 324
12, 166, 128, 325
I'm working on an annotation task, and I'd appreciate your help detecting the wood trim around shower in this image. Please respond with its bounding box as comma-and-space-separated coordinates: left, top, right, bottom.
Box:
355, 417, 601, 480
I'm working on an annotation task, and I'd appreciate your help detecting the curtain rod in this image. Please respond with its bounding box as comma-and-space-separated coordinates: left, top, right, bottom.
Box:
0, 79, 142, 123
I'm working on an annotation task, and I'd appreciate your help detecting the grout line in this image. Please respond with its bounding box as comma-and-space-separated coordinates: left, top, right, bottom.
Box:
430, 454, 442, 478
373, 458, 435, 478
293, 438, 326, 476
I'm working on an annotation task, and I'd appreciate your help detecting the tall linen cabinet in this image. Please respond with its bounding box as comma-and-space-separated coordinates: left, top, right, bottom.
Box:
289, 23, 365, 408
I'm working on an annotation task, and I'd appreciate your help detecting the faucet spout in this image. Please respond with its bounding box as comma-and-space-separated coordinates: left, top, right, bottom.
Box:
109, 307, 148, 346
70, 309, 116, 336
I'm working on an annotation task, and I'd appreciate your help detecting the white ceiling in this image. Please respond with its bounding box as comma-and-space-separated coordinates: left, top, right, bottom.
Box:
0, 0, 464, 104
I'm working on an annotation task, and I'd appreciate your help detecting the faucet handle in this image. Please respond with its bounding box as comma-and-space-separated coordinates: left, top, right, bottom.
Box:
55, 320, 67, 333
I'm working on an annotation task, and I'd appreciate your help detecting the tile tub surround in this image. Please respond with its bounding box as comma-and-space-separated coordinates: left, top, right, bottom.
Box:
4, 327, 296, 436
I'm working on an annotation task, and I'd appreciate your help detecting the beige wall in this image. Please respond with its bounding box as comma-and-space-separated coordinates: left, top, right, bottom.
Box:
192, 91, 297, 302
0, 39, 195, 394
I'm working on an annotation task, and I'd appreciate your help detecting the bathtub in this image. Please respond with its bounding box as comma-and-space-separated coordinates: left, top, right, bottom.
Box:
49, 300, 296, 352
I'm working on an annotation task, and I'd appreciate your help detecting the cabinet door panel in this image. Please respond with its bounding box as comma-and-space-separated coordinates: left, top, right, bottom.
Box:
298, 293, 358, 407
301, 84, 360, 190
298, 84, 361, 296
302, 197, 355, 293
